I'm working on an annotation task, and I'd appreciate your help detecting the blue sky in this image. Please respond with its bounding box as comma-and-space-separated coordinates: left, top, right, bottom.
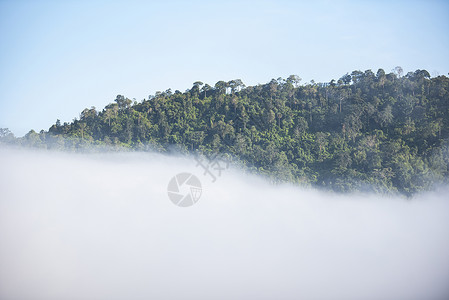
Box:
0, 0, 448, 136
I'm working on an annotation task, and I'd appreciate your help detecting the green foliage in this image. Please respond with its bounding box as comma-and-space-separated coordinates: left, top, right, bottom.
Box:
3, 69, 449, 196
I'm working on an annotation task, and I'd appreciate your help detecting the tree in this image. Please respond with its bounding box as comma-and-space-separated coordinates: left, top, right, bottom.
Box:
115, 95, 132, 110
214, 81, 227, 95
340, 73, 352, 85
79, 122, 87, 139
394, 66, 403, 78
228, 79, 245, 94
377, 105, 394, 127
287, 75, 302, 88
30, 68, 449, 196
201, 84, 212, 98
191, 81, 203, 96
377, 69, 386, 91
338, 89, 350, 113
0, 128, 15, 143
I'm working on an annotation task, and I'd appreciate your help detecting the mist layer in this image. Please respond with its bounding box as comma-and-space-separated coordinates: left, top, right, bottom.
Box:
1, 147, 448, 300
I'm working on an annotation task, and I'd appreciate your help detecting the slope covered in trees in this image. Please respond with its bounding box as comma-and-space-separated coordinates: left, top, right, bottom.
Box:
2, 68, 449, 196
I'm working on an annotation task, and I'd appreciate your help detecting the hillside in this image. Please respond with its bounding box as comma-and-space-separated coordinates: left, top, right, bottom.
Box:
2, 68, 449, 195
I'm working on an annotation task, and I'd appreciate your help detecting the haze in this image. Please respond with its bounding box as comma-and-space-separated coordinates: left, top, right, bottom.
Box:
0, 147, 448, 300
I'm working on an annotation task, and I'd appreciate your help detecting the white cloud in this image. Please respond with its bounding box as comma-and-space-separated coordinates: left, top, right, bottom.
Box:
0, 147, 448, 300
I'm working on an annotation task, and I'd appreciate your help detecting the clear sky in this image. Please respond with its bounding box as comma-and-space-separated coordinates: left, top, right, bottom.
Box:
1, 0, 448, 136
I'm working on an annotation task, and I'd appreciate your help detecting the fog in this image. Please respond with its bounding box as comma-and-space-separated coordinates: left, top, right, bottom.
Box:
1, 147, 448, 300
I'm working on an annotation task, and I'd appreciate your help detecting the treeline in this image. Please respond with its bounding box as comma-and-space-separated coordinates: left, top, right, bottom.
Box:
2, 68, 449, 196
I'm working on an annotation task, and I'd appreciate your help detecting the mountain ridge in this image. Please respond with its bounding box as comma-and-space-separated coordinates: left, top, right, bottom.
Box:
1, 68, 448, 196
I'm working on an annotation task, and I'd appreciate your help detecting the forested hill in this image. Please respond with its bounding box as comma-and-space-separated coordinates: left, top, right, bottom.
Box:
2, 68, 449, 196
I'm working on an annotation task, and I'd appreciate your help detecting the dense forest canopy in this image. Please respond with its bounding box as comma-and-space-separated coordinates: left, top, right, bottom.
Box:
1, 68, 449, 196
